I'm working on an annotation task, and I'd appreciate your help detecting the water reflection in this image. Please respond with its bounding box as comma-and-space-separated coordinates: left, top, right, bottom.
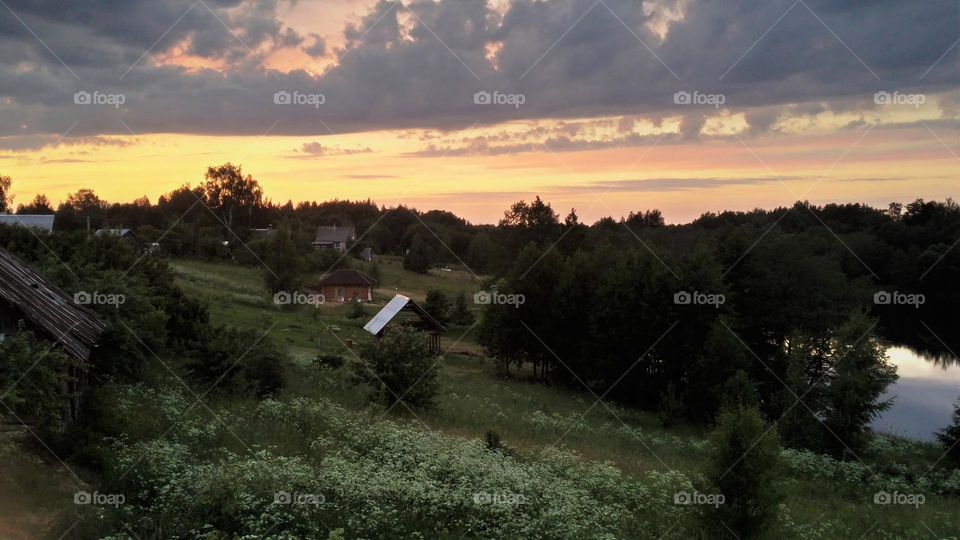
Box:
873, 346, 960, 441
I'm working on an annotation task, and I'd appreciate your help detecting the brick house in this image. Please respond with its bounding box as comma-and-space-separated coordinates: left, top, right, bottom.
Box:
311, 269, 377, 302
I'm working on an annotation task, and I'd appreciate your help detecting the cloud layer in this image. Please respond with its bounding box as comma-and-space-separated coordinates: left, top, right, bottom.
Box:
0, 0, 957, 140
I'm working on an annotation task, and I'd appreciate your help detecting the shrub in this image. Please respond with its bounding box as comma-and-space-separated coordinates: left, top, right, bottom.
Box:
314, 354, 345, 369
186, 326, 287, 398
657, 382, 684, 427
347, 299, 366, 319
0, 326, 77, 432
351, 326, 439, 409
702, 404, 782, 539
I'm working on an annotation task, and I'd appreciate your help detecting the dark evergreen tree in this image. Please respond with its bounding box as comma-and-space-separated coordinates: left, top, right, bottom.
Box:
263, 228, 304, 296
702, 404, 783, 539
423, 289, 451, 325
451, 292, 475, 326
403, 235, 433, 273
936, 397, 960, 466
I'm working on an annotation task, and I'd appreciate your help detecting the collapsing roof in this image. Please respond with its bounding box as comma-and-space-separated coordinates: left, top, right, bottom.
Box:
0, 246, 106, 360
363, 294, 445, 336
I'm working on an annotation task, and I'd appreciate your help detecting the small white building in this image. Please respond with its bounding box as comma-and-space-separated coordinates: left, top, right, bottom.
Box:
0, 214, 55, 232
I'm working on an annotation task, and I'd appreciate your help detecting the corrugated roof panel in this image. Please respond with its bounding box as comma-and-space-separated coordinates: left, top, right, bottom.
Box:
363, 294, 411, 335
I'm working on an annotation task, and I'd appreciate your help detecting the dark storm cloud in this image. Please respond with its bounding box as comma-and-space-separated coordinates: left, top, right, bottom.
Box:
0, 0, 956, 139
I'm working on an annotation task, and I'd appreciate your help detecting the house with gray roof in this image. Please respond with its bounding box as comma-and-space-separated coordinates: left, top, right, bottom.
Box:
312, 225, 356, 252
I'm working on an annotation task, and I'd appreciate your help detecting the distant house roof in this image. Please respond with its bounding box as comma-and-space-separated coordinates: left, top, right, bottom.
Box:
313, 225, 356, 245
0, 246, 106, 360
317, 269, 378, 287
363, 294, 445, 336
94, 228, 135, 238
0, 214, 55, 232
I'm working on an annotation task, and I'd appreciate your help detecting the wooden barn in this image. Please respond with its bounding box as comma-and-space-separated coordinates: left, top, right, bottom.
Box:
0, 246, 106, 424
311, 269, 378, 302
363, 294, 446, 353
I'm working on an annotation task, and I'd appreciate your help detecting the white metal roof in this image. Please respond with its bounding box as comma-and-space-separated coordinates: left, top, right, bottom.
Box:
363, 294, 411, 335
0, 214, 55, 232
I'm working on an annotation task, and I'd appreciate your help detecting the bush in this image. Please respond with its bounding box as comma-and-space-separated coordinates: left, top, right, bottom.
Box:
186, 327, 287, 398
657, 382, 684, 427
347, 299, 366, 319
0, 326, 77, 431
314, 354, 345, 369
702, 404, 782, 539
350, 327, 439, 409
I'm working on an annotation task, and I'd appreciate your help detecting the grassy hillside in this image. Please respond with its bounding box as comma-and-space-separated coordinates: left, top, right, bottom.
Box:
163, 258, 960, 538
2, 256, 958, 538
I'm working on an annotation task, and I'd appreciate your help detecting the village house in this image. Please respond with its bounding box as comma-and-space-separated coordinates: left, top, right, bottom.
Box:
310, 268, 378, 302
0, 246, 106, 424
364, 294, 446, 353
94, 228, 137, 245
312, 225, 356, 252
0, 214, 55, 232
250, 224, 276, 237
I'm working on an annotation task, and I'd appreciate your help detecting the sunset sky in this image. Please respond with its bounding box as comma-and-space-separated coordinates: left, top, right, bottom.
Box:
0, 0, 957, 223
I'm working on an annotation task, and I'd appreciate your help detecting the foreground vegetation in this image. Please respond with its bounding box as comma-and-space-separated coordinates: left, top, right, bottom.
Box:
0, 253, 952, 538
